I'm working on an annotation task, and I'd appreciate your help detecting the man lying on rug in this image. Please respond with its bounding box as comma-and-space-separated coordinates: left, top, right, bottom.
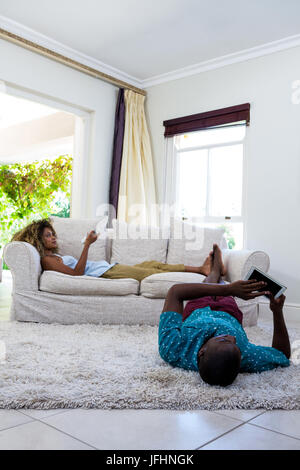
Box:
159, 244, 290, 387
12, 218, 214, 280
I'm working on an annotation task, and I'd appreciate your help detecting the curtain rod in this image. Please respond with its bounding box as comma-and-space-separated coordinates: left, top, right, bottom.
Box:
0, 28, 146, 96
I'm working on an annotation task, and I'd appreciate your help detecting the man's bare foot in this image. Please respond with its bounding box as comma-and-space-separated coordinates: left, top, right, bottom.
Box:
212, 244, 227, 277
202, 245, 226, 283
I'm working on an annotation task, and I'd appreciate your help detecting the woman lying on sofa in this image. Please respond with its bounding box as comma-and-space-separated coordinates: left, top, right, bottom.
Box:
12, 219, 223, 282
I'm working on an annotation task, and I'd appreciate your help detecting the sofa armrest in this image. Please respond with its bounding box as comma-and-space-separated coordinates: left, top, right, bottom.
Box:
3, 241, 41, 292
222, 249, 270, 282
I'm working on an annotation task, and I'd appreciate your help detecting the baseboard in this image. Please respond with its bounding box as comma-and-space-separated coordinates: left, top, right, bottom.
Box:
258, 301, 300, 326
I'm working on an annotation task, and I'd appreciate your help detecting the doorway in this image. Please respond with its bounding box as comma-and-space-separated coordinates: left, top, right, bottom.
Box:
0, 82, 91, 268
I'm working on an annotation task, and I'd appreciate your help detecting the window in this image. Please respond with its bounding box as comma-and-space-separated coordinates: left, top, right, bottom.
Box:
173, 124, 246, 249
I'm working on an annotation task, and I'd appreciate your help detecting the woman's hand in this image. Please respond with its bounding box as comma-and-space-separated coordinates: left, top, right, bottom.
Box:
229, 279, 270, 300
84, 230, 98, 246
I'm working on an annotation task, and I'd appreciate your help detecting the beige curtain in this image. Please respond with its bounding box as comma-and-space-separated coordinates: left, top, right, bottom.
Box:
117, 90, 158, 225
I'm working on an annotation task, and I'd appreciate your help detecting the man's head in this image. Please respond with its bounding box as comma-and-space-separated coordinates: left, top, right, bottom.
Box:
197, 334, 241, 386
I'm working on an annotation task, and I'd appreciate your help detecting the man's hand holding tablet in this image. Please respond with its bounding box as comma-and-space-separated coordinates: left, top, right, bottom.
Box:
229, 279, 270, 300
244, 266, 287, 299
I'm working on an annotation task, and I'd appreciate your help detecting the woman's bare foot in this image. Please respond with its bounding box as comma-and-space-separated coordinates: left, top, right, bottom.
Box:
197, 251, 213, 276
184, 245, 226, 277
184, 252, 213, 276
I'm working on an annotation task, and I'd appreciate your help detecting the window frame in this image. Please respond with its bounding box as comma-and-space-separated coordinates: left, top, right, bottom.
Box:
170, 126, 247, 247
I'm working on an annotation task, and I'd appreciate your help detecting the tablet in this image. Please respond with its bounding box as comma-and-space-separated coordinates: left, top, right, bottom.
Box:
244, 266, 287, 299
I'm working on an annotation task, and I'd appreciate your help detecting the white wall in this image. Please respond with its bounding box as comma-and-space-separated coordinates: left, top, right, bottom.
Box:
0, 38, 118, 217
146, 46, 300, 305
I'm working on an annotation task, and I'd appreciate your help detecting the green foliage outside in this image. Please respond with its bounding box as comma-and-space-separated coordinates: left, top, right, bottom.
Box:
0, 155, 73, 267
219, 224, 236, 250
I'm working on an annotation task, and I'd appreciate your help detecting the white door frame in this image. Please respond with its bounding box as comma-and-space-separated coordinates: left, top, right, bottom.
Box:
1, 80, 92, 218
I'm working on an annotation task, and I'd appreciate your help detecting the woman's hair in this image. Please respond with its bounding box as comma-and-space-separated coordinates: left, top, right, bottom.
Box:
11, 219, 58, 257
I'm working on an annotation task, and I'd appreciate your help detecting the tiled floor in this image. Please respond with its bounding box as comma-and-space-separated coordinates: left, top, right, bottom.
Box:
0, 271, 299, 450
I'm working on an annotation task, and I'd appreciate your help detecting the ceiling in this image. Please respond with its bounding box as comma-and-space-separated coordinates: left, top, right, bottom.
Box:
1, 0, 300, 85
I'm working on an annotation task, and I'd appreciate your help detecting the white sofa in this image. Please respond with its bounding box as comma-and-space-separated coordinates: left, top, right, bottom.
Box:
4, 217, 270, 327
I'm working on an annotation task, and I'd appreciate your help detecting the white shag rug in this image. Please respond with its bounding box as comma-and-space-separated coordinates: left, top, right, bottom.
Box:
0, 321, 299, 410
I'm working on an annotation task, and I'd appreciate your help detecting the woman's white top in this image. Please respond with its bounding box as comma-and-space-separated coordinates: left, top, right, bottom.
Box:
56, 254, 116, 277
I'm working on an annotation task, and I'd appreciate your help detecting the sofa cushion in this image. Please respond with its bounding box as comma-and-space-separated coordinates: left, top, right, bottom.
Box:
140, 272, 258, 326
110, 220, 169, 265
167, 218, 225, 266
39, 270, 139, 296
140, 272, 206, 298
50, 216, 109, 261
